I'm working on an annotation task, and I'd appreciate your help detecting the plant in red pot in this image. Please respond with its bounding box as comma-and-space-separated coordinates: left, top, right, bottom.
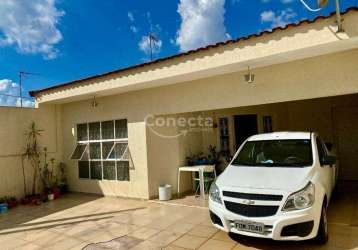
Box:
5, 196, 18, 209
53, 186, 61, 199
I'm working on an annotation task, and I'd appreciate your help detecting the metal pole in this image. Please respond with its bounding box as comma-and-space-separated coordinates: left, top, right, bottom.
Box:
149, 36, 153, 61
335, 0, 344, 32
19, 72, 23, 108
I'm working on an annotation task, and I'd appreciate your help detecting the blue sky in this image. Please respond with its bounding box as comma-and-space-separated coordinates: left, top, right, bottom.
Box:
0, 0, 357, 106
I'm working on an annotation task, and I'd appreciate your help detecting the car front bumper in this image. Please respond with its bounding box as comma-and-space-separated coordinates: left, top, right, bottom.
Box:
209, 198, 322, 241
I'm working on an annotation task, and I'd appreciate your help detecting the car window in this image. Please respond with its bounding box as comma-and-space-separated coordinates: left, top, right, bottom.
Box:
232, 139, 313, 167
316, 137, 327, 166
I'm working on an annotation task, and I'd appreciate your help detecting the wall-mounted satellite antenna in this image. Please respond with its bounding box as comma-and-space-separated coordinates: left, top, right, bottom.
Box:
19, 71, 39, 107
148, 33, 159, 61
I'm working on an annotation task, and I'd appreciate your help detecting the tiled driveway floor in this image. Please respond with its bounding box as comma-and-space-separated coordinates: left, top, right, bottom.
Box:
0, 185, 357, 250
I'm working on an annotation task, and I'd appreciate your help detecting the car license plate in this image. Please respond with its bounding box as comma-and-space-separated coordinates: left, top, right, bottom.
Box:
235, 220, 265, 234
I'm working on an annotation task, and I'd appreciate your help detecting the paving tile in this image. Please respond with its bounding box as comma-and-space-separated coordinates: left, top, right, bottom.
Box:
1, 192, 358, 250
47, 236, 84, 250
187, 224, 218, 238
129, 240, 163, 250
166, 222, 195, 234
30, 230, 64, 246
148, 230, 183, 247
164, 245, 188, 250
13, 242, 45, 250
128, 227, 160, 240
83, 231, 115, 244
0, 237, 29, 250
145, 218, 178, 230
198, 239, 236, 250
171, 234, 208, 249
212, 230, 237, 243
68, 241, 91, 250
102, 224, 139, 238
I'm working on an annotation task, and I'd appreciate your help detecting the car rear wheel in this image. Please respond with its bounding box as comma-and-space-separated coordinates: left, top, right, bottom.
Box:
315, 204, 328, 244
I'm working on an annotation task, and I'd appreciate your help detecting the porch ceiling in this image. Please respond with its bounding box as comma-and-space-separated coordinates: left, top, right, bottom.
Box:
32, 9, 358, 105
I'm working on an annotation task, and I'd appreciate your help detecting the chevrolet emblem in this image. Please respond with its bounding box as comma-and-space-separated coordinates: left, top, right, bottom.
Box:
242, 199, 255, 205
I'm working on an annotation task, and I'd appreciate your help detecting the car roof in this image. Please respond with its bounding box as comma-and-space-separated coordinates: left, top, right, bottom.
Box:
248, 132, 312, 141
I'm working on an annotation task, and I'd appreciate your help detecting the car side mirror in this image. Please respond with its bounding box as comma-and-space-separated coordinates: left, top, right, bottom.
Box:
322, 155, 336, 166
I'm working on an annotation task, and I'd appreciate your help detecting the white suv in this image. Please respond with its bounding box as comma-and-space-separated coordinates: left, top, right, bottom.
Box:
209, 132, 337, 244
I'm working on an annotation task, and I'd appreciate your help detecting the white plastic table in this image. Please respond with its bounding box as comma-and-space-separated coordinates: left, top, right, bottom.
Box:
177, 165, 216, 200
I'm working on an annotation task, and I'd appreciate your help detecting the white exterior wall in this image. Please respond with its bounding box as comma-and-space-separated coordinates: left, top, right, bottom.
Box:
57, 49, 358, 199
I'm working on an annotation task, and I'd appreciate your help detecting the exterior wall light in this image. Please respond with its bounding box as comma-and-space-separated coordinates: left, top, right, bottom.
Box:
244, 66, 255, 84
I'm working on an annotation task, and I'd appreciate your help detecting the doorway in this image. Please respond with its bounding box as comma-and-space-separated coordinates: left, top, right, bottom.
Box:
333, 106, 358, 181
234, 114, 258, 149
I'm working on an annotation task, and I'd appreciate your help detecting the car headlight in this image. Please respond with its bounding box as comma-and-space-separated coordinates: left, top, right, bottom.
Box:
283, 182, 315, 211
209, 182, 222, 204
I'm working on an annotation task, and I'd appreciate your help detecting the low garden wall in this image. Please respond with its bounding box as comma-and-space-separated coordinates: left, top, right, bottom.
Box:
0, 105, 63, 198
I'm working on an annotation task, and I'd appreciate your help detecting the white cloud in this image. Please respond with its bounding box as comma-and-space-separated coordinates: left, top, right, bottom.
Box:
138, 35, 162, 57
130, 25, 138, 33
261, 10, 276, 22
175, 0, 230, 52
128, 11, 135, 22
260, 8, 297, 28
0, 79, 34, 107
0, 0, 64, 60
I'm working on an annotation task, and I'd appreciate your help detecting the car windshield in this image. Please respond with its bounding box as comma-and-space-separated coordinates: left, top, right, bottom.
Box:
232, 139, 313, 167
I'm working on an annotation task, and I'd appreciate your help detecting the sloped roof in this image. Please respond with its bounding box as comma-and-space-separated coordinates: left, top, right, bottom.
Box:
29, 7, 358, 97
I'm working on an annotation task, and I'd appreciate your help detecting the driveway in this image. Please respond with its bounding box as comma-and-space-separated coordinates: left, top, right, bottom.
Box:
0, 184, 357, 250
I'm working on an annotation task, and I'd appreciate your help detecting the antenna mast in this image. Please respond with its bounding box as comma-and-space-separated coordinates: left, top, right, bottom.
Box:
148, 33, 159, 61
18, 71, 38, 108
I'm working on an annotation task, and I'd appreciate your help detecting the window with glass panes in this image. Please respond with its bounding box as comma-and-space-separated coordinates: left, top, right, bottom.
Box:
70, 119, 129, 181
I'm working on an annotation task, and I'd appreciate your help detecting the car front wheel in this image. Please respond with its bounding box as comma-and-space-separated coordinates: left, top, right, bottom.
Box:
315, 204, 328, 244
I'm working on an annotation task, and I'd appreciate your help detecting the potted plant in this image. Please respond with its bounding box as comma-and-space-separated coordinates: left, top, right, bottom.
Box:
47, 192, 54, 201
40, 149, 58, 201
208, 145, 221, 165
57, 162, 68, 195
4, 196, 18, 209
0, 198, 8, 214
30, 195, 42, 205
23, 122, 43, 198
52, 186, 61, 199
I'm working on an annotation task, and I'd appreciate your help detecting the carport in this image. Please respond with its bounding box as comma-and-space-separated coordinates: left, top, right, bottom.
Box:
146, 93, 358, 198
215, 93, 358, 182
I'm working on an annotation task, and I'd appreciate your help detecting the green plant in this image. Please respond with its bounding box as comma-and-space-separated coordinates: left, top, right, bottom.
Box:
208, 145, 221, 164
186, 152, 205, 166
40, 148, 57, 193
23, 122, 43, 196
58, 162, 67, 184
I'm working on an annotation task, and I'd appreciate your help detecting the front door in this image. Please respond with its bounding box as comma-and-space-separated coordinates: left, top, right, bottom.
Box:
234, 115, 258, 149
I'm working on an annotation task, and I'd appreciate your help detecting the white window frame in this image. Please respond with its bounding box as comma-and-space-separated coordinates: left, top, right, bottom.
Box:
106, 142, 129, 161
73, 119, 129, 181
70, 143, 89, 160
